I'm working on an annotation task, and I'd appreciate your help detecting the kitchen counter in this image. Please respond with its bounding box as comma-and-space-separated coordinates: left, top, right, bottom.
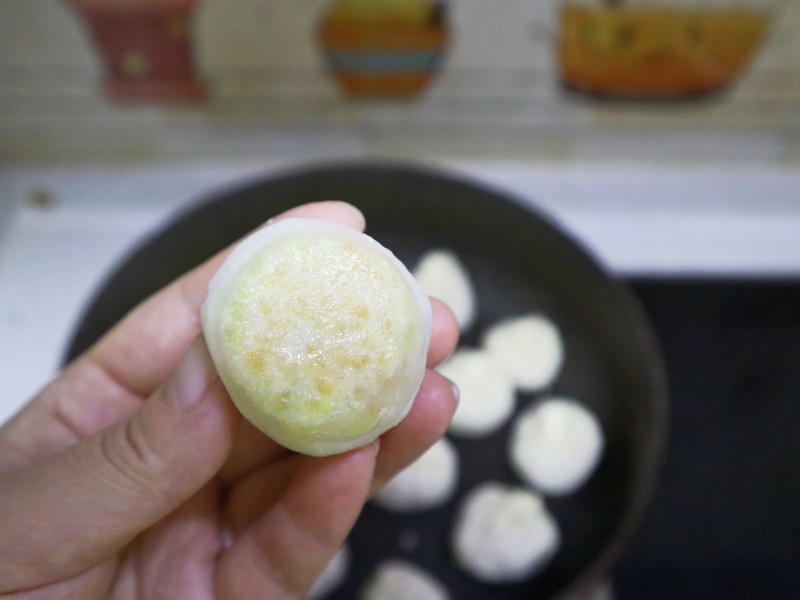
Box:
618, 279, 800, 599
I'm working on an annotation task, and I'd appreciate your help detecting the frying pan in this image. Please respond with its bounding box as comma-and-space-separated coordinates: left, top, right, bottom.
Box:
64, 163, 668, 599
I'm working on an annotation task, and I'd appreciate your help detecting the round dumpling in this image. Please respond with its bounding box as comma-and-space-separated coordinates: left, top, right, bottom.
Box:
482, 314, 564, 392
451, 482, 560, 584
412, 249, 477, 331
437, 349, 515, 437
509, 397, 604, 496
306, 544, 349, 600
202, 218, 432, 456
372, 437, 459, 512
361, 560, 449, 600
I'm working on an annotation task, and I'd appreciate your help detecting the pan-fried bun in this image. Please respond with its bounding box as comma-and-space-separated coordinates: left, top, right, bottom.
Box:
372, 436, 459, 512
413, 249, 477, 332
509, 398, 604, 496
483, 314, 563, 392
452, 482, 559, 584
361, 560, 449, 600
202, 218, 432, 456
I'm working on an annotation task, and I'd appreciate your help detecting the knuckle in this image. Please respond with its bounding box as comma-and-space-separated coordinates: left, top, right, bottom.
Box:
98, 417, 174, 505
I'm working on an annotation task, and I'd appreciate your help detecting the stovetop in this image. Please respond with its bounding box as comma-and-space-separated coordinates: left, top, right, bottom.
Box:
1, 163, 799, 598
617, 280, 800, 599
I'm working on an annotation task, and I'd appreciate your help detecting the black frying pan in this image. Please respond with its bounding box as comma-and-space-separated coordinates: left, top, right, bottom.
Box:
65, 163, 668, 599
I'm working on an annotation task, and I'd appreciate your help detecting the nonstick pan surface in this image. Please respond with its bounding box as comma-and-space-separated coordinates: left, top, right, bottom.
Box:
65, 163, 667, 599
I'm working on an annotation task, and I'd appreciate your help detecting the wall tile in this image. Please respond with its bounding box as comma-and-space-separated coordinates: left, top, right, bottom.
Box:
0, 0, 798, 166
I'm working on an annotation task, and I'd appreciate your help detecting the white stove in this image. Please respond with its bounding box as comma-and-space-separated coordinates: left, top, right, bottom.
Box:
1, 161, 799, 424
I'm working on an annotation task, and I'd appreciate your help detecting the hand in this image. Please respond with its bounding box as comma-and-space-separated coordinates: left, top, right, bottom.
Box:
0, 202, 459, 599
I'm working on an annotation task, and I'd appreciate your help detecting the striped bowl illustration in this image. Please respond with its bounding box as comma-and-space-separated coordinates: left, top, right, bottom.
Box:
319, 18, 448, 97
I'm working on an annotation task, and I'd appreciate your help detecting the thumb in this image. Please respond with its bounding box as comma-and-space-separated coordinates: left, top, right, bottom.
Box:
0, 337, 238, 592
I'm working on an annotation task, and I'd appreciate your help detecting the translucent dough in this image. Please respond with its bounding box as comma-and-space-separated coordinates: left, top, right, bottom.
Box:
360, 560, 449, 600
483, 314, 564, 392
509, 398, 604, 496
437, 349, 516, 437
451, 482, 560, 584
306, 544, 349, 600
202, 218, 432, 456
413, 249, 477, 331
373, 437, 459, 512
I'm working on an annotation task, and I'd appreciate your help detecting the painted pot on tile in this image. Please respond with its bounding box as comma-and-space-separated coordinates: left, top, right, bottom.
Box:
68, 0, 206, 102
319, 0, 448, 97
558, 2, 772, 98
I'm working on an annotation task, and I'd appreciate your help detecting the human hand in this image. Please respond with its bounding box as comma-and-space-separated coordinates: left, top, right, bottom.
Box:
0, 202, 459, 599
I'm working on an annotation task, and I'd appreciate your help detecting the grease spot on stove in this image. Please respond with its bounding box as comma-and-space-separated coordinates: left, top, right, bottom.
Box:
28, 188, 56, 209
397, 528, 421, 553
2, 307, 25, 329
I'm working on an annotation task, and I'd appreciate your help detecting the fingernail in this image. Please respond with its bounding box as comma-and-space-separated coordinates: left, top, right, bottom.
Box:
370, 439, 381, 456
368, 477, 386, 498
331, 201, 366, 230
169, 336, 218, 410
445, 377, 460, 406
270, 202, 365, 231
